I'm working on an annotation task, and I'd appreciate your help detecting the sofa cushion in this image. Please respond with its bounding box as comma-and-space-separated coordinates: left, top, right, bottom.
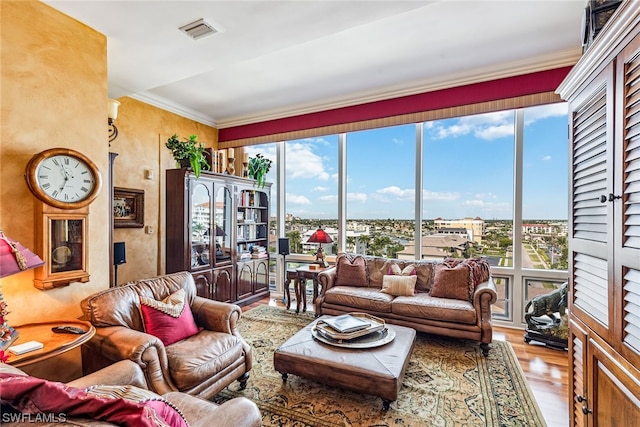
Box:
324, 286, 394, 312
392, 293, 477, 324
377, 259, 434, 292
166, 331, 245, 391
388, 263, 416, 276
139, 289, 200, 346
430, 263, 473, 301
335, 254, 368, 287
380, 274, 417, 296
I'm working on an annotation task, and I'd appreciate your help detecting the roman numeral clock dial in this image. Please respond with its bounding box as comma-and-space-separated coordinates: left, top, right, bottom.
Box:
24, 148, 102, 290
25, 148, 102, 210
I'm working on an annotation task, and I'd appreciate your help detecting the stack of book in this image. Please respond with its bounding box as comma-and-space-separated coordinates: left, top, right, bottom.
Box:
251, 246, 267, 259
315, 313, 385, 342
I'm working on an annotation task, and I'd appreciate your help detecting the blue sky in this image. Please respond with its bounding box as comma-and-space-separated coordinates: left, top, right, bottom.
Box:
245, 102, 568, 220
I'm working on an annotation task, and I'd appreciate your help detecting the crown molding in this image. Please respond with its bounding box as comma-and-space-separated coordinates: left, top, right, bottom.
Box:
127, 92, 218, 127
128, 48, 580, 130
217, 48, 581, 129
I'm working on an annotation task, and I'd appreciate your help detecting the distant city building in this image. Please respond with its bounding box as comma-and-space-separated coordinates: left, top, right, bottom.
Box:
522, 222, 567, 236
396, 235, 469, 261
434, 217, 484, 244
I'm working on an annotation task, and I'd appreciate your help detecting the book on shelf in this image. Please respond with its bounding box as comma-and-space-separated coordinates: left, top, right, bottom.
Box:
321, 314, 371, 334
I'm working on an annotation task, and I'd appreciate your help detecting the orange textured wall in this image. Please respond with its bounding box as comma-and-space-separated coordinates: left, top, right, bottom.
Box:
1, 1, 109, 328
0, 3, 219, 323
111, 97, 217, 284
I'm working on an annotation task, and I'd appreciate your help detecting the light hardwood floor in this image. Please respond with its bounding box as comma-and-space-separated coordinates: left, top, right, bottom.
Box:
243, 296, 570, 427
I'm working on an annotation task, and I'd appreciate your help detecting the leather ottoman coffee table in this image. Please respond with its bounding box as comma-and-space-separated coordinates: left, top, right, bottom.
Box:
274, 319, 416, 410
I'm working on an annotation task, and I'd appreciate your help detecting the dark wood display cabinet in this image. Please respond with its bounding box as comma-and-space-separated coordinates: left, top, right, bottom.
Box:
166, 168, 271, 306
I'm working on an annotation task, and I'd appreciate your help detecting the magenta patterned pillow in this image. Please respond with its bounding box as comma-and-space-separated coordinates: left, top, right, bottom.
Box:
139, 289, 200, 346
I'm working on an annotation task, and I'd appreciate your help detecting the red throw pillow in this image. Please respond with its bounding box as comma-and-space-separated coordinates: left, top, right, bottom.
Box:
335, 254, 368, 287
139, 289, 200, 346
430, 263, 474, 301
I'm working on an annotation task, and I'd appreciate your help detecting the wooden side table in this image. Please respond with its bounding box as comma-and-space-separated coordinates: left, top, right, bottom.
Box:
295, 265, 329, 314
6, 320, 95, 368
284, 269, 298, 311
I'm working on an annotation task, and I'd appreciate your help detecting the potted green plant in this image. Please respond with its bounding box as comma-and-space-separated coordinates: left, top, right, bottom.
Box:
165, 134, 210, 178
247, 154, 272, 188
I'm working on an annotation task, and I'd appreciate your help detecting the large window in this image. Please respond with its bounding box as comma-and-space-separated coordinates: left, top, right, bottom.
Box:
272, 103, 568, 325
284, 136, 338, 256
522, 103, 569, 271
423, 111, 515, 316
346, 125, 416, 257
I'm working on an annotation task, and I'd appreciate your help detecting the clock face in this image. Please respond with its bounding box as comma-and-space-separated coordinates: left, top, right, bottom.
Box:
26, 148, 102, 209
35, 154, 97, 203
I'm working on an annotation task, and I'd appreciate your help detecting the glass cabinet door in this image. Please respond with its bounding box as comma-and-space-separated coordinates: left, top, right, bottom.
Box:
190, 182, 212, 268
214, 185, 232, 263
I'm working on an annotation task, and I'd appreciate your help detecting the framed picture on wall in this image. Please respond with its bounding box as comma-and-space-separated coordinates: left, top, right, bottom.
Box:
113, 187, 144, 228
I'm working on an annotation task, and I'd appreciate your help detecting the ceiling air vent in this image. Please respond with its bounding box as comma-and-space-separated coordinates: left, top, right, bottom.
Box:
179, 18, 219, 40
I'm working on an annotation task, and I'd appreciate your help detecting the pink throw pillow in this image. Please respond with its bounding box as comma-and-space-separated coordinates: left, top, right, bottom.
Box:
139, 289, 200, 346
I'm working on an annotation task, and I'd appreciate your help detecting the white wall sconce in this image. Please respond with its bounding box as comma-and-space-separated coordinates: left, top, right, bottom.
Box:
108, 99, 120, 145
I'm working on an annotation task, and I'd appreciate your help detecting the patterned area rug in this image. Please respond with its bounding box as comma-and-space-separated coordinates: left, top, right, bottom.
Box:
213, 305, 546, 427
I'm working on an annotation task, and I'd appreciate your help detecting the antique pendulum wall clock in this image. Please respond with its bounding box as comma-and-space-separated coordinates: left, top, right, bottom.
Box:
24, 148, 102, 289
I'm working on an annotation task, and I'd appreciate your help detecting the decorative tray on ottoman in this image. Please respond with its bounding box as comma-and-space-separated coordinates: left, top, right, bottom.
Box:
314, 313, 386, 341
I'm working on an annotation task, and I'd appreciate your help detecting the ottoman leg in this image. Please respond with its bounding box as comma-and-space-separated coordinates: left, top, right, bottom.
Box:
280, 372, 288, 382
382, 400, 391, 411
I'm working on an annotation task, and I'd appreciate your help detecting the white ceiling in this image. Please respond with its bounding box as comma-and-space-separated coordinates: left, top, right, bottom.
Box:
43, 0, 587, 128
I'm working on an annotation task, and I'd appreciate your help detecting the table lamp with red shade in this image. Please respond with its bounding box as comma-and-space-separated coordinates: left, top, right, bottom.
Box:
307, 227, 332, 267
0, 231, 45, 353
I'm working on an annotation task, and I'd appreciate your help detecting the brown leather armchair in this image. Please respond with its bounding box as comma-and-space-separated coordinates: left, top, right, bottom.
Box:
0, 360, 261, 427
80, 271, 252, 400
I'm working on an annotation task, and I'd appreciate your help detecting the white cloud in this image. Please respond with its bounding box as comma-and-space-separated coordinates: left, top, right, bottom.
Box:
392, 137, 404, 145
318, 195, 337, 203
313, 186, 329, 192
347, 192, 367, 203
524, 103, 568, 124
422, 190, 459, 200
543, 155, 551, 161
286, 193, 312, 205
475, 192, 497, 199
475, 124, 513, 140
375, 186, 415, 201
285, 142, 330, 180
429, 110, 515, 141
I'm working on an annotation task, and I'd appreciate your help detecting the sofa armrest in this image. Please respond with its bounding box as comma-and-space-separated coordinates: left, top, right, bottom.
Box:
315, 267, 337, 313
473, 278, 498, 345
190, 297, 241, 334
68, 360, 148, 390
190, 297, 252, 370
83, 325, 176, 395
473, 278, 498, 307
317, 267, 337, 295
164, 393, 262, 427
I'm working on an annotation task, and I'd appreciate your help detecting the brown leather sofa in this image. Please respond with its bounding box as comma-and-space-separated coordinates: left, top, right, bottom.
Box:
316, 255, 498, 355
80, 271, 252, 400
0, 360, 262, 427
